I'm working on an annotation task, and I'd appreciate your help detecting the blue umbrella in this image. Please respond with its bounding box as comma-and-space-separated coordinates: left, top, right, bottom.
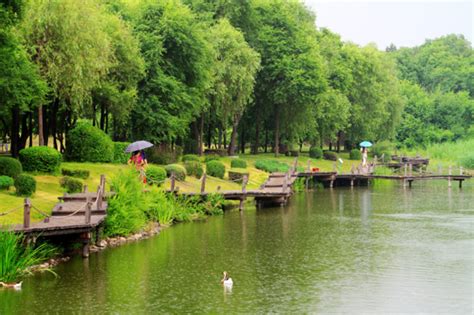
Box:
125, 140, 154, 153
359, 141, 373, 148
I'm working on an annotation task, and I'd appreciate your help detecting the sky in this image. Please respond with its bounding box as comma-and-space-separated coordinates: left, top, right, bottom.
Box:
304, 0, 473, 50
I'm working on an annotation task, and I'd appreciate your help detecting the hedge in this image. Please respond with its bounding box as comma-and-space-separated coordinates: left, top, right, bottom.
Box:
228, 168, 249, 183
146, 166, 167, 185
65, 121, 114, 162
309, 146, 323, 159
255, 159, 289, 173
0, 176, 14, 190
0, 157, 22, 178
61, 168, 90, 179
60, 176, 83, 194
349, 149, 362, 160
182, 154, 200, 162
206, 160, 225, 179
164, 164, 186, 181
230, 158, 247, 168
18, 146, 61, 173
14, 174, 36, 196
184, 161, 203, 178
323, 151, 338, 161
113, 142, 131, 164
204, 155, 220, 163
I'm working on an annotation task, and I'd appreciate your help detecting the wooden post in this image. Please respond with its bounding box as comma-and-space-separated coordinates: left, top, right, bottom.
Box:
438, 165, 442, 175
382, 153, 385, 164
239, 175, 248, 211
283, 172, 288, 192
83, 185, 88, 193
460, 167, 463, 175
81, 232, 91, 258
404, 163, 408, 176
374, 155, 378, 165
307, 159, 311, 172
332, 162, 336, 173
23, 198, 31, 228
408, 180, 412, 188
100, 174, 105, 190
200, 172, 206, 194
351, 164, 355, 175
459, 180, 463, 188
350, 178, 354, 187
293, 157, 298, 174
409, 163, 413, 176
170, 173, 176, 192
85, 197, 92, 224
448, 166, 452, 188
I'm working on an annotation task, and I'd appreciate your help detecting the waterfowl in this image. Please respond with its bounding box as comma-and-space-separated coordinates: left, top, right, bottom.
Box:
0, 281, 22, 290
221, 271, 233, 287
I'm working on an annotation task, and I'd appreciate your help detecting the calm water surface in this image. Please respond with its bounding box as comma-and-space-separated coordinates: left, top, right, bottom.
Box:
1, 181, 473, 314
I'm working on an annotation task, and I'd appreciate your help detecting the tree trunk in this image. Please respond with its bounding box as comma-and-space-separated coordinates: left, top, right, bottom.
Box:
252, 111, 260, 154
264, 129, 268, 153
20, 113, 29, 150
223, 127, 227, 149
38, 105, 44, 146
11, 107, 20, 157
336, 130, 341, 153
218, 127, 222, 149
228, 114, 240, 156
329, 142, 332, 151
274, 105, 280, 156
105, 109, 109, 134
51, 99, 58, 150
29, 112, 33, 147
240, 124, 245, 154
100, 104, 105, 131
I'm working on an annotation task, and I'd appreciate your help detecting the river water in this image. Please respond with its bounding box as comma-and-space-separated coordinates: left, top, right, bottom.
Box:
1, 181, 473, 314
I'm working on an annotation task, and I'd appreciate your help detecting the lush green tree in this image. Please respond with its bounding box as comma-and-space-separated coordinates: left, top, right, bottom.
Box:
132, 0, 213, 144
208, 18, 260, 155
21, 0, 113, 148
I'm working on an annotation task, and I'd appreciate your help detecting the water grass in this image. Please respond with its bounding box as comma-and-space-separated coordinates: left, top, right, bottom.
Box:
0, 230, 57, 283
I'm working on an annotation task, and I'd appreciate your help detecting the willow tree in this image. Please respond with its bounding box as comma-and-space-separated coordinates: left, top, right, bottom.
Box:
208, 18, 260, 156
132, 0, 213, 144
21, 0, 112, 147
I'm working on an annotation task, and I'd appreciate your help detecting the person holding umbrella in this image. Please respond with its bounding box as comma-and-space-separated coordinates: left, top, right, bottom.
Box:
126, 141, 153, 183
359, 141, 372, 167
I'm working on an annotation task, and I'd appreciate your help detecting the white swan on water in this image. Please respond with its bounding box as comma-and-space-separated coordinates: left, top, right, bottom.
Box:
221, 271, 233, 287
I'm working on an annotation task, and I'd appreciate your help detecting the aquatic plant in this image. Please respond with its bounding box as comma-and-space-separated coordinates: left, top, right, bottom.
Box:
0, 230, 57, 283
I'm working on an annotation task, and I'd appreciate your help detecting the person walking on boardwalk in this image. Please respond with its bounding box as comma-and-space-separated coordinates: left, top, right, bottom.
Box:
128, 150, 147, 183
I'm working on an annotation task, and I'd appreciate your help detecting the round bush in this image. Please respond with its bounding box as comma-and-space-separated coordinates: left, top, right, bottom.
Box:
460, 155, 474, 169
349, 149, 362, 160
113, 142, 131, 164
61, 168, 90, 179
309, 146, 323, 159
19, 146, 61, 173
228, 168, 249, 183
371, 141, 393, 158
184, 161, 203, 178
231, 158, 247, 168
0, 157, 22, 178
323, 151, 338, 161
182, 154, 200, 162
206, 160, 225, 179
14, 174, 36, 196
204, 155, 220, 163
146, 166, 167, 185
65, 121, 114, 162
0, 176, 14, 190
164, 164, 186, 181
59, 176, 83, 194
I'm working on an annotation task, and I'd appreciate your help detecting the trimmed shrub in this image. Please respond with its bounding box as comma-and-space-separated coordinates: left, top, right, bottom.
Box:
182, 154, 200, 162
461, 155, 474, 169
323, 151, 338, 161
349, 149, 362, 160
59, 176, 83, 194
288, 150, 299, 157
206, 160, 225, 179
184, 161, 203, 178
204, 155, 220, 163
0, 157, 22, 178
65, 121, 114, 162
14, 174, 36, 196
146, 166, 167, 185
113, 142, 131, 164
0, 176, 14, 190
228, 168, 249, 183
230, 158, 247, 168
164, 164, 186, 181
309, 146, 323, 159
255, 159, 289, 173
147, 146, 182, 165
61, 168, 90, 179
19, 146, 61, 173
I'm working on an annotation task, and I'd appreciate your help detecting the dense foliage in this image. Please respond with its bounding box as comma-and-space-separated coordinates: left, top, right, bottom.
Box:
230, 158, 247, 168
206, 160, 225, 179
59, 176, 83, 194
113, 142, 131, 164
184, 161, 204, 178
146, 165, 167, 185
0, 157, 22, 178
228, 168, 249, 183
19, 146, 61, 173
0, 176, 14, 190
323, 151, 338, 161
309, 146, 323, 159
255, 159, 289, 173
349, 149, 361, 160
164, 164, 187, 181
14, 174, 36, 196
65, 122, 114, 163
61, 168, 90, 179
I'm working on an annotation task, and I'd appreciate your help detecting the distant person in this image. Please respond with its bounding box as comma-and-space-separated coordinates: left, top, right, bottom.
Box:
128, 151, 147, 183
361, 147, 368, 167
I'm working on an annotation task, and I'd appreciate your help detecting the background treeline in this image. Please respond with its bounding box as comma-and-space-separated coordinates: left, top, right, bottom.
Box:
1, 0, 472, 159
